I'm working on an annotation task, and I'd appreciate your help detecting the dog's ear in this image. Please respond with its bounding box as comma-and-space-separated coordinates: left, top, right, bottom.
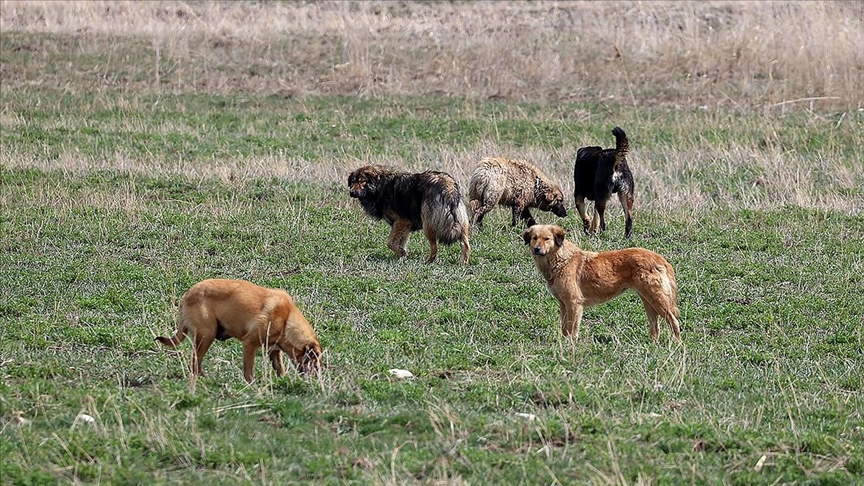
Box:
522, 229, 532, 245
553, 226, 566, 247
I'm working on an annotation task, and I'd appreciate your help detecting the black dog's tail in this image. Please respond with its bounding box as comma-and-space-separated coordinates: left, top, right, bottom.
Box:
612, 126, 629, 170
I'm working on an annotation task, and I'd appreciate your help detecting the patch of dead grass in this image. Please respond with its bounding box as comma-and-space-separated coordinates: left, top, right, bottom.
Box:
1, 1, 862, 109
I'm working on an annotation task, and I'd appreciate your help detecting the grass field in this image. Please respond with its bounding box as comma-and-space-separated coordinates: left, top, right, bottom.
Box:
1, 1, 863, 484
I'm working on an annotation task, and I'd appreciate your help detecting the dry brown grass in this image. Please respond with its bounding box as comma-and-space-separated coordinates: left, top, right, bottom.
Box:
1, 1, 861, 215
2, 0, 862, 109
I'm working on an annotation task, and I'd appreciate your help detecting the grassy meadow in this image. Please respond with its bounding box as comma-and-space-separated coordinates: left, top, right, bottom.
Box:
1, 1, 863, 484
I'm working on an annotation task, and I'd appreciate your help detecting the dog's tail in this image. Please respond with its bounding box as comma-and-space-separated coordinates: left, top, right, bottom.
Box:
467, 169, 488, 211
612, 126, 629, 170
660, 263, 681, 319
155, 314, 189, 348
424, 179, 471, 245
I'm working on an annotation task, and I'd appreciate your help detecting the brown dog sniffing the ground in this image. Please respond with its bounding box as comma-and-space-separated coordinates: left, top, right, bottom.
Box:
156, 279, 322, 383
523, 225, 681, 342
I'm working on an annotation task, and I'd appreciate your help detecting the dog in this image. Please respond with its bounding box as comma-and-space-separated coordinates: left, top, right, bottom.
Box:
573, 127, 635, 238
156, 279, 323, 383
468, 157, 567, 229
348, 165, 471, 264
523, 225, 681, 342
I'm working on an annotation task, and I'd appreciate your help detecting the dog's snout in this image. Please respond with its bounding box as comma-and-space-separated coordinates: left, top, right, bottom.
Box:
533, 246, 544, 255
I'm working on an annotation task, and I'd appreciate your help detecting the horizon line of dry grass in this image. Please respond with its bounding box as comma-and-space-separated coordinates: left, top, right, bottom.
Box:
1, 0, 862, 109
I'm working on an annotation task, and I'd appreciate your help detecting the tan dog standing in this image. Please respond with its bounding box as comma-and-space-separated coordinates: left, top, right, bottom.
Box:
156, 279, 322, 383
523, 225, 681, 342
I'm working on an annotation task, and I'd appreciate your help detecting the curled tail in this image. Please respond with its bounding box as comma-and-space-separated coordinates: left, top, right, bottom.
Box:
612, 126, 629, 170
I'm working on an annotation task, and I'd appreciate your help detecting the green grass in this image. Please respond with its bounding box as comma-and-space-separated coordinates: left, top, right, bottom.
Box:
1, 161, 862, 483
3, 91, 861, 165
1, 19, 863, 483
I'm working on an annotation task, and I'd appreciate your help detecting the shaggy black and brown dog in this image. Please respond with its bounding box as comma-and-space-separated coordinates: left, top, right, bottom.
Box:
573, 127, 635, 238
348, 165, 471, 264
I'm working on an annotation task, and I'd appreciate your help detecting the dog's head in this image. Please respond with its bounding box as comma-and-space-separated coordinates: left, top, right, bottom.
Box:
523, 224, 566, 256
348, 165, 382, 199
537, 188, 568, 218
296, 342, 323, 375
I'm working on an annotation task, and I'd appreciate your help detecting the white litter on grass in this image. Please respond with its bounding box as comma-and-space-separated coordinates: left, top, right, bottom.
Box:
74, 413, 96, 426
514, 412, 537, 421
754, 454, 768, 471
388, 369, 414, 379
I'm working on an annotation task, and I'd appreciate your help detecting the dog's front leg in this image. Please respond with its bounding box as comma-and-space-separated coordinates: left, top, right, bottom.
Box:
510, 206, 521, 227
241, 340, 260, 383
269, 348, 285, 377
387, 219, 411, 258
519, 207, 536, 227
561, 299, 584, 339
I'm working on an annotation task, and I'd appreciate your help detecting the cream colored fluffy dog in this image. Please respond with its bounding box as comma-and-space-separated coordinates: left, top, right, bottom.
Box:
524, 225, 681, 342
156, 279, 322, 383
469, 157, 567, 229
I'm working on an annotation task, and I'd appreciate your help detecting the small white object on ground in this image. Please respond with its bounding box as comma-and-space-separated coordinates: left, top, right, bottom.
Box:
388, 369, 414, 379
75, 413, 96, 424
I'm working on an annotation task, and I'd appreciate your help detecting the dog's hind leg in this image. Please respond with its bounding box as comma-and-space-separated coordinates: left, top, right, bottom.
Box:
183, 305, 216, 377
469, 200, 482, 228
387, 219, 411, 259
639, 296, 661, 342
661, 304, 682, 342
591, 198, 609, 233
618, 190, 634, 238
191, 332, 215, 377
423, 221, 439, 263
459, 224, 471, 265
470, 202, 494, 230
638, 286, 682, 343
575, 195, 591, 233
241, 339, 262, 383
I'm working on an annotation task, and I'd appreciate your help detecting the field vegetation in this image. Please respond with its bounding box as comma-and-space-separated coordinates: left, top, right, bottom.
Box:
1, 1, 862, 484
